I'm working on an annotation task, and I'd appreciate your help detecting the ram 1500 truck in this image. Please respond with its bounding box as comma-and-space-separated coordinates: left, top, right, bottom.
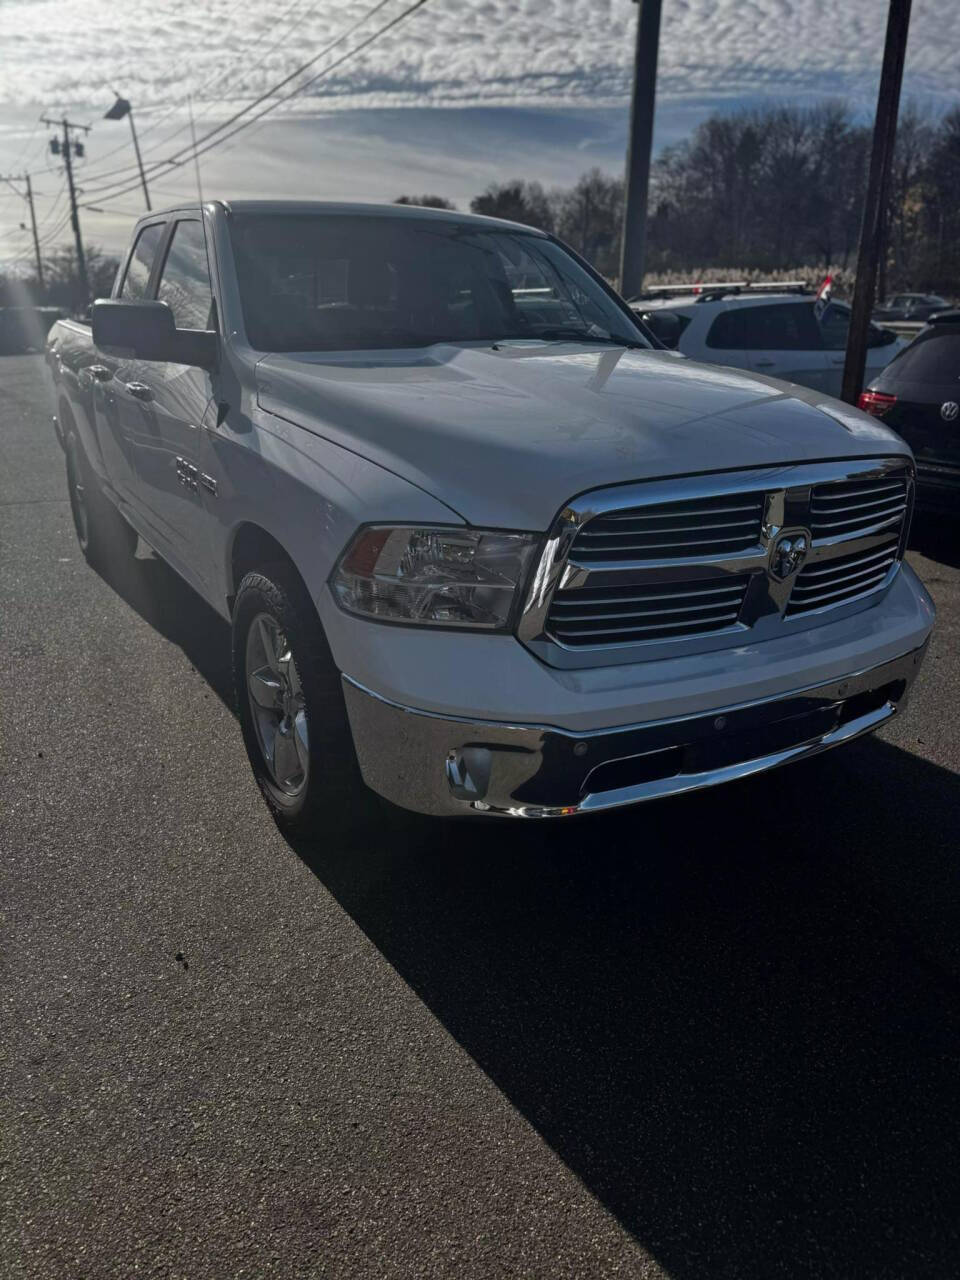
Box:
46, 201, 935, 830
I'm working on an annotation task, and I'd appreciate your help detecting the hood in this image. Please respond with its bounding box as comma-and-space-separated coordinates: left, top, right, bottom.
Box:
256, 343, 910, 529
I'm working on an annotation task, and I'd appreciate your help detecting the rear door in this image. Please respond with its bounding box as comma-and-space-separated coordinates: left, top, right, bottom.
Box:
702, 306, 755, 373
741, 301, 831, 390
130, 217, 218, 590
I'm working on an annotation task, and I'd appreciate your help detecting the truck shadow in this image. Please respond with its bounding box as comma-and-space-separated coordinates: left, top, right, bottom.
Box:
291, 738, 960, 1277
90, 545, 960, 1276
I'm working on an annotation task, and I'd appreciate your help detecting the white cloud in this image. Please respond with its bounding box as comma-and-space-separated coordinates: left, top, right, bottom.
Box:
0, 0, 956, 262
0, 0, 957, 115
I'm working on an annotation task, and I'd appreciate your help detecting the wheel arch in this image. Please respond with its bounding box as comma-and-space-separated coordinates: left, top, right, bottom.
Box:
226, 521, 313, 617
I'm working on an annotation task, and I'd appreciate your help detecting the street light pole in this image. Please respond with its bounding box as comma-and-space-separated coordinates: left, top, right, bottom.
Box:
841, 0, 912, 405
104, 96, 151, 210
619, 0, 663, 300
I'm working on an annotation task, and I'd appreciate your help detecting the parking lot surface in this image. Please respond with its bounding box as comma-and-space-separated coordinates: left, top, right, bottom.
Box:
2, 353, 959, 1278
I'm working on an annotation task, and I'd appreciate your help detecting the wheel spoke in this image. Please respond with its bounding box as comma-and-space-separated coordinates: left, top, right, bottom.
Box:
273, 725, 300, 787
248, 666, 283, 710
257, 616, 281, 674
283, 653, 302, 698
292, 708, 309, 774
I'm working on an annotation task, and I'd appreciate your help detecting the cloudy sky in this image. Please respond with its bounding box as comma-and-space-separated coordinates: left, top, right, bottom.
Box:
0, 0, 958, 264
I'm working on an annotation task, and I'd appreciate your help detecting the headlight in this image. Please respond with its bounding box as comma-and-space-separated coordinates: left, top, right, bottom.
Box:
331, 526, 539, 630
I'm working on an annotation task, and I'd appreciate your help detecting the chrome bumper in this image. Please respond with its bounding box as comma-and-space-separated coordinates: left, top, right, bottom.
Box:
342, 643, 929, 819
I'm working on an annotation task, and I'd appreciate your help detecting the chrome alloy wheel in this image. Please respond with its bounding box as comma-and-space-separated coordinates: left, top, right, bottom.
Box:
245, 612, 310, 796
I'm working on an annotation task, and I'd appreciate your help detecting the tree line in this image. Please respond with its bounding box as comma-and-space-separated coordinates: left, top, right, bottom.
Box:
399, 100, 960, 298
4, 100, 958, 313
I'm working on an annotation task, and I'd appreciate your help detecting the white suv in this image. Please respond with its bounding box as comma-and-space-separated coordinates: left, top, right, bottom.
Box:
635, 289, 904, 397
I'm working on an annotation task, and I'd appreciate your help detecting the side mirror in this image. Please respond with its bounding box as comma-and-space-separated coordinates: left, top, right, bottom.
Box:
639, 309, 683, 349
868, 325, 898, 348
92, 299, 217, 369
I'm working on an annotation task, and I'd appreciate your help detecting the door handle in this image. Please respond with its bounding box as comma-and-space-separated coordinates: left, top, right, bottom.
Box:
754, 360, 775, 368
89, 364, 112, 381
125, 381, 153, 401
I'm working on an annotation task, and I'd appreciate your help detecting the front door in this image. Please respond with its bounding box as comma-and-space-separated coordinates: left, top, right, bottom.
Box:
129, 218, 219, 592
92, 220, 167, 511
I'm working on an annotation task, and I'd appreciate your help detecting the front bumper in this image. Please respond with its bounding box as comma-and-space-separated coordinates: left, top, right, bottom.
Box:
343, 642, 929, 818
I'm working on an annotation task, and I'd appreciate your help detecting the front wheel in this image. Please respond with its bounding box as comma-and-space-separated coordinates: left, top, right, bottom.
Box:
232, 567, 379, 842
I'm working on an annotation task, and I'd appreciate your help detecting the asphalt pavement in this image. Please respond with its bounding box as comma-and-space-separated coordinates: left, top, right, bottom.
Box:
2, 352, 959, 1279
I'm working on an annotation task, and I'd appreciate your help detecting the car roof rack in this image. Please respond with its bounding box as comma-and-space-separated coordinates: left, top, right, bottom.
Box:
629, 280, 812, 305
694, 280, 811, 303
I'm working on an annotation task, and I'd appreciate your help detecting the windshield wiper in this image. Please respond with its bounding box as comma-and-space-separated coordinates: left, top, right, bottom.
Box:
498, 328, 646, 350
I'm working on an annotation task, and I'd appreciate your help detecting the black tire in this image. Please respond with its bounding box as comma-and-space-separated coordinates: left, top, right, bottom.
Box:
232, 565, 381, 843
65, 431, 137, 568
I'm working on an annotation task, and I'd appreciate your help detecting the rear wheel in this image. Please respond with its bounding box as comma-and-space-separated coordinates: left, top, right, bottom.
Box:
232, 566, 380, 842
65, 431, 137, 567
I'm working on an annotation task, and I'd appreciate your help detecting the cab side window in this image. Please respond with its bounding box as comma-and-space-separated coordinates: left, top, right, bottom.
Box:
119, 223, 165, 300
156, 220, 214, 330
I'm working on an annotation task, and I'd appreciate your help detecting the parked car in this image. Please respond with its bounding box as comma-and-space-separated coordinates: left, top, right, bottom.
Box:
873, 293, 951, 323
45, 201, 934, 831
860, 309, 960, 511
634, 288, 904, 397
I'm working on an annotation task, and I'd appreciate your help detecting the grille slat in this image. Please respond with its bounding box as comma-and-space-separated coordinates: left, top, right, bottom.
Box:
551, 583, 744, 610
809, 473, 907, 539
600, 501, 761, 522
797, 543, 897, 581
571, 492, 764, 565
787, 536, 899, 616
547, 574, 750, 647
552, 610, 743, 642
579, 516, 760, 538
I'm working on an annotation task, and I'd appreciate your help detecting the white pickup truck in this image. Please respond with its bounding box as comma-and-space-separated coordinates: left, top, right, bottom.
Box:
46, 200, 935, 832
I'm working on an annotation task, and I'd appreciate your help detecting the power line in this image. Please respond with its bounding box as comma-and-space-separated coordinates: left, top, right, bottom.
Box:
80, 0, 426, 205
78, 0, 331, 188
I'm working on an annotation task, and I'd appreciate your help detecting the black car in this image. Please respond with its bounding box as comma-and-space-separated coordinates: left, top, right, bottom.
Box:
860, 310, 960, 510
873, 292, 951, 322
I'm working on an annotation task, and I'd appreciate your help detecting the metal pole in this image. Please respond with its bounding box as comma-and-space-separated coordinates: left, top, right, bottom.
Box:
127, 108, 152, 210
61, 119, 89, 309
619, 0, 663, 300
841, 0, 912, 405
24, 175, 44, 289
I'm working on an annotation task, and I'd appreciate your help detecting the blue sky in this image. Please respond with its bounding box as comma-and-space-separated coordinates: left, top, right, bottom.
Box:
0, 0, 957, 263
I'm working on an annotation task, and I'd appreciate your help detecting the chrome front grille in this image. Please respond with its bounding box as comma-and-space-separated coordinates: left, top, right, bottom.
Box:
786, 535, 900, 616
570, 493, 764, 563
809, 473, 908, 539
547, 575, 751, 646
521, 458, 914, 667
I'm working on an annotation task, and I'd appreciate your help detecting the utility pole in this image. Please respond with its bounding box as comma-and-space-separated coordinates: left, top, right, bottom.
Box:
841, 0, 912, 405
104, 96, 151, 210
42, 116, 91, 309
619, 0, 663, 300
0, 172, 44, 287
24, 176, 44, 289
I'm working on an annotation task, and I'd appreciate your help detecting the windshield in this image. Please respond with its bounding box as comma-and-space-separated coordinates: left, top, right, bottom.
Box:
228, 213, 649, 353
